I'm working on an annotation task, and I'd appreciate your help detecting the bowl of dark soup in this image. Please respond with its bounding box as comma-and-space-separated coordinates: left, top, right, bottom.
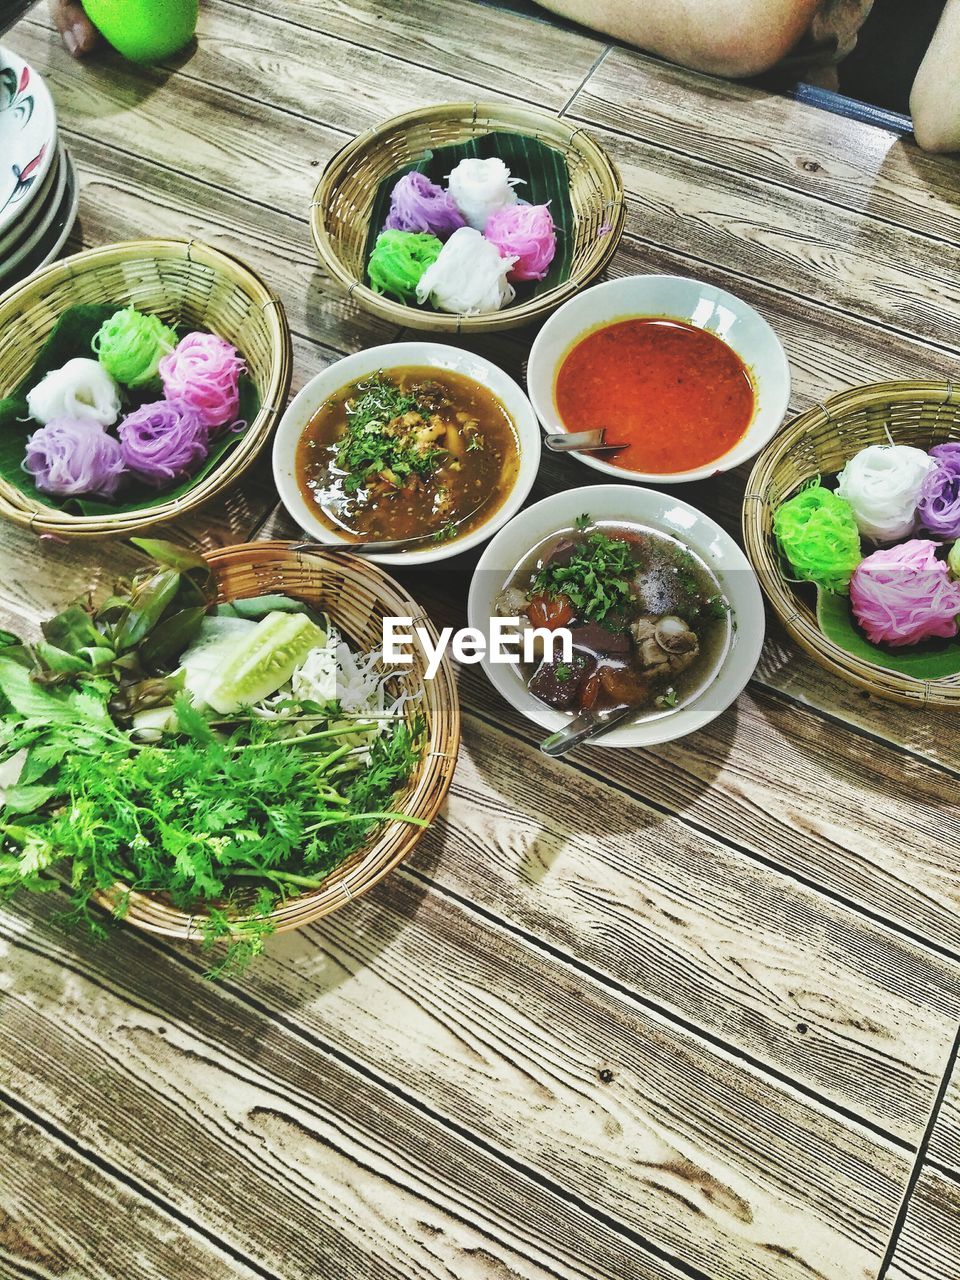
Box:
468, 485, 765, 746
273, 342, 541, 564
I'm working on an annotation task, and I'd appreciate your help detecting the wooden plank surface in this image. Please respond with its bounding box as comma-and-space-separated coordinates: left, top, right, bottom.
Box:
1, 545, 958, 1156
200, 0, 606, 108
885, 1167, 960, 1280
0, 896, 700, 1280
0, 1102, 263, 1280
571, 49, 960, 244
928, 1050, 960, 1178
0, 890, 911, 1280
4, 0, 960, 1276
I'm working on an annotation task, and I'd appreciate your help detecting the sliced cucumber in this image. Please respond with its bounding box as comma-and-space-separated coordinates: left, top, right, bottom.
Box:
202, 612, 325, 714
180, 616, 257, 702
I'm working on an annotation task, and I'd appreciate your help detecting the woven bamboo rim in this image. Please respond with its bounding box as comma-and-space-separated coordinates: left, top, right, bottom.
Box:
95, 541, 460, 940
311, 101, 625, 334
743, 380, 960, 706
0, 239, 292, 539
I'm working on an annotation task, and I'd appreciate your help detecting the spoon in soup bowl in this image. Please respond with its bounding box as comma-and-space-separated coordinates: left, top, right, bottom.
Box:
544, 428, 626, 454
539, 704, 638, 757
291, 535, 436, 556
290, 500, 490, 557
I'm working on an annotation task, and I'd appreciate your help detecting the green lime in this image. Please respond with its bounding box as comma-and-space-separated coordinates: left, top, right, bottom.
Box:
83, 0, 199, 63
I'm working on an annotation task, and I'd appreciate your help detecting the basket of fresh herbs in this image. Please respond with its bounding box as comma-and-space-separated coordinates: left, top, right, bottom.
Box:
0, 540, 459, 974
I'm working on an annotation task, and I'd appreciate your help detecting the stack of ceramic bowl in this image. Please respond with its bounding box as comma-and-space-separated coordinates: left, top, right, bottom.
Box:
0, 45, 78, 290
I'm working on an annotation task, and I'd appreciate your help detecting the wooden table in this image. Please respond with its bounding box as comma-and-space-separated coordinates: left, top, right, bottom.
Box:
2, 4, 960, 1278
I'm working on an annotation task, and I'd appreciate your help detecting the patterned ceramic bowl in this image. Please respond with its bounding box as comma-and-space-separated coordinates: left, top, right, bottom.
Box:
0, 46, 57, 239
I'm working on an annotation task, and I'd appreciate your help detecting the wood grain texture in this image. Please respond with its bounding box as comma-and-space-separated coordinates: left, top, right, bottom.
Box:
0, 892, 911, 1280
602, 234, 960, 403
559, 118, 960, 352
439, 701, 960, 1133
0, 526, 957, 1152
885, 1166, 960, 1280
66, 138, 398, 355
570, 49, 960, 246
928, 1052, 960, 1177
179, 0, 602, 128
197, 0, 606, 110
467, 660, 960, 953
0, 897, 699, 1280
6, 31, 321, 223
16, 12, 960, 362
0, 1102, 264, 1280
264, 498, 960, 967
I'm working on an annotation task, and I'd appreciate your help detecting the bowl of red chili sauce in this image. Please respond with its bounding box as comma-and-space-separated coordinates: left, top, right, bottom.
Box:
526, 275, 790, 484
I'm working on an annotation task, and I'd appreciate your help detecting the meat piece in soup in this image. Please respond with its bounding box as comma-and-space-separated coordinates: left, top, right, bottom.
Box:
495, 518, 731, 720
296, 366, 520, 545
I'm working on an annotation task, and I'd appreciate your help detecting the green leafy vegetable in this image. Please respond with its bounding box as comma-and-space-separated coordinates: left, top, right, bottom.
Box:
335, 374, 444, 495
534, 530, 638, 627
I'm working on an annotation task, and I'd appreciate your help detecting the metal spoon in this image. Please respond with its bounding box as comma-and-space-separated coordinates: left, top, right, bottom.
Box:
290, 536, 433, 556
539, 705, 637, 757
544, 428, 626, 454
291, 499, 489, 557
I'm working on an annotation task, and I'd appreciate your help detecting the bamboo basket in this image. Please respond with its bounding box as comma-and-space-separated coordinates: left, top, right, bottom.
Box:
311, 101, 625, 334
743, 380, 960, 706
0, 239, 292, 539
97, 541, 460, 940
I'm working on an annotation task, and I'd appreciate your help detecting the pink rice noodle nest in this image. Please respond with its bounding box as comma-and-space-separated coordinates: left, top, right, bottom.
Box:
849, 538, 960, 647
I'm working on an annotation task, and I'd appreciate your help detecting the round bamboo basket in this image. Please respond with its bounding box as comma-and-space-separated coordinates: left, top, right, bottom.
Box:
0, 239, 292, 539
96, 541, 460, 940
743, 380, 960, 706
311, 101, 625, 333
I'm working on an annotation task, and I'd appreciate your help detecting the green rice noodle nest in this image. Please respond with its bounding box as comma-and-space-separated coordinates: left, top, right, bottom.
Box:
773, 484, 863, 593
367, 230, 442, 301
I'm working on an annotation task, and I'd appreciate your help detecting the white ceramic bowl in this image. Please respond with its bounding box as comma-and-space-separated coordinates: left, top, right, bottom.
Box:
467, 484, 765, 748
526, 274, 791, 484
0, 47, 58, 239
272, 342, 542, 565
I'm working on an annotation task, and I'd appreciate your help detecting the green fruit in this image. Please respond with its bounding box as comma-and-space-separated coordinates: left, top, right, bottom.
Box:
82, 0, 199, 63
202, 612, 325, 715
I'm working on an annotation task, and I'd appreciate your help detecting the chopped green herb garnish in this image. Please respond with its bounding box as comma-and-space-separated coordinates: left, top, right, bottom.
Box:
431, 522, 458, 543
574, 513, 592, 531
335, 374, 444, 495
533, 526, 637, 627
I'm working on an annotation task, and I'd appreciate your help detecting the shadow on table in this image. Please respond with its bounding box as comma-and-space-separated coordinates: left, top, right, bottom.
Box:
246, 815, 449, 1000
459, 669, 735, 887
74, 41, 197, 121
